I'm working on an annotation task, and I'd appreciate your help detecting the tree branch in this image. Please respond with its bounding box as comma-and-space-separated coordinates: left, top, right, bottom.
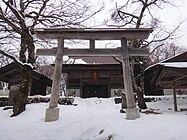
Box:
2, 0, 25, 26
0, 15, 22, 34
0, 49, 19, 63
31, 0, 50, 31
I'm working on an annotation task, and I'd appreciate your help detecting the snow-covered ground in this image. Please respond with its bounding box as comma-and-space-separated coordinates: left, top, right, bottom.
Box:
1, 96, 187, 140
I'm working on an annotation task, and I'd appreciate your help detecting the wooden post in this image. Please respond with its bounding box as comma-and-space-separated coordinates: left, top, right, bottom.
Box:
121, 38, 140, 119
45, 38, 64, 122
107, 71, 110, 97
89, 40, 95, 50
80, 71, 83, 97
172, 82, 178, 111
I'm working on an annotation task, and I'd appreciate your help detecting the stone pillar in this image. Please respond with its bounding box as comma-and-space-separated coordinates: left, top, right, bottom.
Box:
45, 108, 60, 122
121, 38, 140, 120
45, 38, 64, 122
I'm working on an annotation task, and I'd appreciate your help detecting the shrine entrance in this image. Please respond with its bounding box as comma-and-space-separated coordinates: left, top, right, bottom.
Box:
35, 28, 153, 121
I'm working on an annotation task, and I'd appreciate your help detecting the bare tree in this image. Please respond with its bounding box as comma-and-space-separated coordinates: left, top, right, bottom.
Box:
107, 0, 183, 109
0, 0, 102, 116
0, 0, 102, 64
149, 42, 185, 64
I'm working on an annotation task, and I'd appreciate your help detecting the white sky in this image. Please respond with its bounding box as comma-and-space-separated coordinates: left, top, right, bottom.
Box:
91, 0, 187, 49
155, 0, 187, 48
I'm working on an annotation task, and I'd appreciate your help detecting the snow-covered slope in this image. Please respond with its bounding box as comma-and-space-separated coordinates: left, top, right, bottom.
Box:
0, 96, 187, 140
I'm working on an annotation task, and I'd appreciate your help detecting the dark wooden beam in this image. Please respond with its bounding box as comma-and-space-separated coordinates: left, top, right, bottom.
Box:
61, 64, 122, 72
174, 74, 187, 82
36, 47, 149, 57
160, 77, 174, 82
163, 67, 187, 75
34, 28, 153, 40
36, 47, 57, 56
89, 40, 95, 49
172, 82, 178, 111
161, 75, 187, 83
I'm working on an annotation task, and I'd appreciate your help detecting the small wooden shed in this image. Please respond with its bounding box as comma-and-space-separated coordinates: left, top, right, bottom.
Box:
144, 51, 187, 96
0, 63, 52, 104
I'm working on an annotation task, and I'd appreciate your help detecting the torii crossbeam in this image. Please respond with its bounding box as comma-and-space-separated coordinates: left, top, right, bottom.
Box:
34, 28, 153, 122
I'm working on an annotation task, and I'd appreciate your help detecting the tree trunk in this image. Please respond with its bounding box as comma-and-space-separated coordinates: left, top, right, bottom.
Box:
19, 28, 36, 65
12, 28, 35, 117
131, 58, 147, 109
131, 75, 147, 109
11, 65, 32, 117
19, 34, 27, 63
27, 34, 35, 65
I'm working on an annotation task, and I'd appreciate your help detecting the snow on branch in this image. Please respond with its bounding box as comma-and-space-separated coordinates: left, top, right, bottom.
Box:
0, 49, 33, 69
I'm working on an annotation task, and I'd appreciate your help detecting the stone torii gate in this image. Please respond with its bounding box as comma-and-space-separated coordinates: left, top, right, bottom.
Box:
35, 28, 153, 122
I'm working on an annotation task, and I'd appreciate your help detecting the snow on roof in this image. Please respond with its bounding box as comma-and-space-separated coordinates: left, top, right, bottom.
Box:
145, 51, 187, 71
160, 62, 187, 68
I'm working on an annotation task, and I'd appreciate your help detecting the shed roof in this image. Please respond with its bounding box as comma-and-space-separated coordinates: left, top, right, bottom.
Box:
155, 64, 187, 87
0, 63, 52, 86
144, 51, 187, 95
145, 62, 187, 89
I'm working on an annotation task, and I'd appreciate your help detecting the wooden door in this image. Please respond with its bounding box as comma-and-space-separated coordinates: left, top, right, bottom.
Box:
82, 85, 108, 98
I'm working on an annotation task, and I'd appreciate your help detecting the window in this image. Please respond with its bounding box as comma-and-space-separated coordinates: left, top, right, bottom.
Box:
92, 72, 99, 82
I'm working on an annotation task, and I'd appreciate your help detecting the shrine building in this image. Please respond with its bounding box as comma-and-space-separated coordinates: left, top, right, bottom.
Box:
61, 56, 124, 98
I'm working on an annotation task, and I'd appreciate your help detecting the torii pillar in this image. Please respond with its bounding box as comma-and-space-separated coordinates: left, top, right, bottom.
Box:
45, 38, 64, 122
121, 38, 140, 119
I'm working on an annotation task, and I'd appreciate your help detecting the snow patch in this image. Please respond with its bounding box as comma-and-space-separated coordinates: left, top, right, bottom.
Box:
0, 96, 187, 140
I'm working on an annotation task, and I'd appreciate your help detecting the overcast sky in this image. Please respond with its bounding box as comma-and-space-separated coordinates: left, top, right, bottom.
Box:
92, 0, 187, 49
155, 0, 187, 48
